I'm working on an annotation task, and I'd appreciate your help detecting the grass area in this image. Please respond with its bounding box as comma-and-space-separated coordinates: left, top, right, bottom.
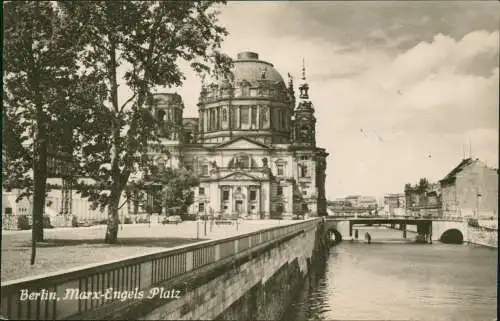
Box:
1, 225, 202, 282
1, 220, 292, 282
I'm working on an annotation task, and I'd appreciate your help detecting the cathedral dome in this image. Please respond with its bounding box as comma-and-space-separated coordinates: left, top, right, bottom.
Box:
220, 52, 285, 87
199, 51, 293, 145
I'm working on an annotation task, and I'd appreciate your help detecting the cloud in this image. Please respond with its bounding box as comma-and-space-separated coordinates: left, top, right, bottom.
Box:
168, 2, 499, 199
311, 29, 498, 198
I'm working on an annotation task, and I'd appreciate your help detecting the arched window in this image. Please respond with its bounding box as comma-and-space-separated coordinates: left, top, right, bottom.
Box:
299, 125, 309, 137
157, 110, 166, 121
300, 165, 308, 178
229, 154, 254, 169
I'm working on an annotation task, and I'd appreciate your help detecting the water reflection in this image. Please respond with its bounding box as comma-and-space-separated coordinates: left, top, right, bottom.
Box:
286, 227, 497, 321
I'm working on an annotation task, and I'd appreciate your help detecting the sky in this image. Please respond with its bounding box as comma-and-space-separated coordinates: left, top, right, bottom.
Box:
162, 1, 499, 201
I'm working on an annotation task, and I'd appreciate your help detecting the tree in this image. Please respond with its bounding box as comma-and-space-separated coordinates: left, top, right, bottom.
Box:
3, 1, 98, 242
157, 167, 200, 216
418, 178, 429, 193
71, 1, 232, 243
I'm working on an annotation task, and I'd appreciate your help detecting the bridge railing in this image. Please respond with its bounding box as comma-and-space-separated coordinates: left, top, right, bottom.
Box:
1, 218, 321, 321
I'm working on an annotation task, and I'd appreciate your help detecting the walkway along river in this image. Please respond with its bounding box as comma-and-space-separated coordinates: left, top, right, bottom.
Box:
283, 226, 497, 321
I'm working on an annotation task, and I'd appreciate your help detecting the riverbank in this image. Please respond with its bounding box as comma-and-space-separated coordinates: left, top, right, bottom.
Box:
467, 226, 498, 248
286, 228, 497, 321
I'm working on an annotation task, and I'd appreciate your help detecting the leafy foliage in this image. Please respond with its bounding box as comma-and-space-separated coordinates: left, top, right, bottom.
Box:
3, 1, 102, 241
63, 1, 232, 243
147, 167, 200, 215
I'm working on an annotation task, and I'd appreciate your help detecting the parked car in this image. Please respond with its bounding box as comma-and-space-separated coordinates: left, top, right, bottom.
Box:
162, 215, 182, 225
180, 214, 197, 221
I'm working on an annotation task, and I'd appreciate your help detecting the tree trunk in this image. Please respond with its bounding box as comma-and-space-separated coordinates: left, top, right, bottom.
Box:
32, 171, 46, 242
33, 117, 48, 242
105, 194, 120, 244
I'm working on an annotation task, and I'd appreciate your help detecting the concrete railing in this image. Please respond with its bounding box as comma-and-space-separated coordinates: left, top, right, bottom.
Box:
0, 218, 320, 320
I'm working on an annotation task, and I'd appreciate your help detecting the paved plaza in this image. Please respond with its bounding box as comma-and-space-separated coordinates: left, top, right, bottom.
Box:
1, 220, 295, 282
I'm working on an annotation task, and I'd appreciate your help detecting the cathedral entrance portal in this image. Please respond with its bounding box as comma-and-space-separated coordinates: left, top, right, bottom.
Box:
235, 200, 243, 215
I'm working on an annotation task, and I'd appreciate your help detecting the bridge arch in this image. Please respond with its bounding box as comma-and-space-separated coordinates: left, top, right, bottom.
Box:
439, 229, 464, 244
326, 228, 342, 244
432, 220, 466, 244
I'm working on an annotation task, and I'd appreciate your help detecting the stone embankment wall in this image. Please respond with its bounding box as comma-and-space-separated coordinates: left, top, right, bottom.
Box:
138, 222, 327, 320
466, 226, 498, 248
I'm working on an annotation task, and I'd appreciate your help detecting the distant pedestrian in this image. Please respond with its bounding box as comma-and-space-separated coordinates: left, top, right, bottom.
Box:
365, 232, 371, 244
354, 229, 359, 240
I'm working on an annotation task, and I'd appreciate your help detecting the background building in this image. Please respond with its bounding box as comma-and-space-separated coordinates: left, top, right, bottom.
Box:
383, 193, 405, 216
327, 195, 377, 216
404, 180, 442, 217
440, 158, 498, 219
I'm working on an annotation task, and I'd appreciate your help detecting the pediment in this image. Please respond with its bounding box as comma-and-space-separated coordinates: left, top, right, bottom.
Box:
213, 137, 271, 150
219, 171, 260, 181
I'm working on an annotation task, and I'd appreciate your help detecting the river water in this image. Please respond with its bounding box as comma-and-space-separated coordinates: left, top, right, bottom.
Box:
285, 227, 497, 321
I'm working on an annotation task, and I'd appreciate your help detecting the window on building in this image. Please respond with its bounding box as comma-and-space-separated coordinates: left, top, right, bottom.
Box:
300, 125, 309, 137
198, 203, 205, 213
300, 165, 308, 178
277, 165, 284, 176
250, 190, 257, 201
5, 207, 12, 215
250, 88, 257, 97
241, 107, 249, 125
261, 106, 268, 122
222, 109, 228, 122
222, 190, 229, 201
202, 164, 209, 176
211, 109, 217, 130
302, 191, 307, 195
277, 186, 283, 196
231, 108, 238, 128
216, 108, 220, 129
251, 106, 257, 127
199, 187, 205, 196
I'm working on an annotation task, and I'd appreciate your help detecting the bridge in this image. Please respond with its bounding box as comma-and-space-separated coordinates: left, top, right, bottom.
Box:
324, 216, 466, 244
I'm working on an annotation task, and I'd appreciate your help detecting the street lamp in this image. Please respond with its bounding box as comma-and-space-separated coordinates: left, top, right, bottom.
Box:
475, 190, 482, 220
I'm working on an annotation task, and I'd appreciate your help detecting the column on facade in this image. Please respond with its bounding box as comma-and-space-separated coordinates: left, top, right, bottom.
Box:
292, 157, 298, 181
214, 183, 220, 215
286, 184, 293, 217
261, 182, 270, 219
202, 109, 206, 132
247, 185, 253, 216
237, 106, 241, 129
256, 105, 260, 129
257, 187, 261, 217
228, 186, 232, 217
216, 107, 220, 130
241, 185, 247, 216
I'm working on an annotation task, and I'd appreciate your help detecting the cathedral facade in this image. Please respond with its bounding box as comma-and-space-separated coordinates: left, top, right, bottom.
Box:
149, 52, 328, 219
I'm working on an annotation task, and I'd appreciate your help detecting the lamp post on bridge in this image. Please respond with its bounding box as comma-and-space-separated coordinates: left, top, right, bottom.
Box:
475, 189, 482, 220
